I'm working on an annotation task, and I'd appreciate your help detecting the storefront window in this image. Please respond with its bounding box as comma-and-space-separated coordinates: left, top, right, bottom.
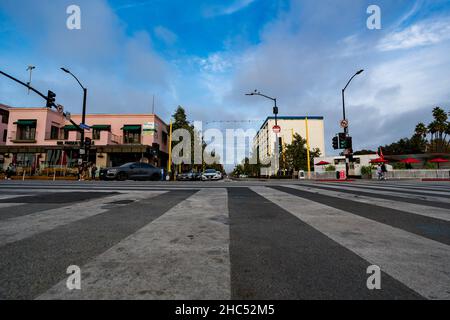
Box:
122, 125, 142, 144
16, 120, 37, 141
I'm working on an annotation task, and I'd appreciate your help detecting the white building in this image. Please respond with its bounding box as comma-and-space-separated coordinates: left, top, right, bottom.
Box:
313, 154, 388, 176
253, 116, 325, 175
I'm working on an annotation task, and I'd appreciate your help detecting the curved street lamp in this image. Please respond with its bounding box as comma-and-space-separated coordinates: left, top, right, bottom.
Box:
342, 69, 364, 134
61, 67, 88, 162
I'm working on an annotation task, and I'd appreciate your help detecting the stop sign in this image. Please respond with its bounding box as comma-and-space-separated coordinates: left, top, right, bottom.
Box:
272, 125, 281, 134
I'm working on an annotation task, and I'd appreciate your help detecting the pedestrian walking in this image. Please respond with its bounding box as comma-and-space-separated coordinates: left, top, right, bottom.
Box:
381, 163, 387, 180
376, 164, 383, 181
91, 164, 97, 181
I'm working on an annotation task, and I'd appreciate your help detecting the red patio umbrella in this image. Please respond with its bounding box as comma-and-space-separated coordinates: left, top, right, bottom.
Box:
429, 158, 449, 169
370, 158, 388, 164
315, 161, 331, 166
400, 158, 421, 164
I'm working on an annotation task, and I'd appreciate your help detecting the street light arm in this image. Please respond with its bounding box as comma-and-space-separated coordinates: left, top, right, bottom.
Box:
68, 72, 85, 90
343, 69, 364, 92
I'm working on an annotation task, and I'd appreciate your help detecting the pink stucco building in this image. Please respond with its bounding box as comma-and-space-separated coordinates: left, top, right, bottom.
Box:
0, 106, 169, 170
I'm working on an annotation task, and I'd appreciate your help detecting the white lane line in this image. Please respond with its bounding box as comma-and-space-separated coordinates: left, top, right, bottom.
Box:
252, 186, 450, 300
38, 188, 231, 300
314, 183, 450, 204
284, 185, 450, 222
322, 182, 450, 196
0, 203, 24, 209
0, 191, 166, 247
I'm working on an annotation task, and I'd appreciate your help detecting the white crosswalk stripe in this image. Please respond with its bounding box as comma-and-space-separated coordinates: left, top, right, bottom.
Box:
38, 188, 230, 300
0, 191, 166, 247
313, 183, 450, 204
322, 182, 450, 197
251, 186, 450, 300
1, 182, 449, 300
283, 184, 450, 222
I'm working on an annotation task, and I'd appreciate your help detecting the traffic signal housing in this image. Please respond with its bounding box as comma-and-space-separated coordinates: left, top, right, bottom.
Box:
332, 136, 339, 150
46, 90, 56, 108
84, 137, 92, 149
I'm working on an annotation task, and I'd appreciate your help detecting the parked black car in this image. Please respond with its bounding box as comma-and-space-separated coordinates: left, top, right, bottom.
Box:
104, 162, 162, 181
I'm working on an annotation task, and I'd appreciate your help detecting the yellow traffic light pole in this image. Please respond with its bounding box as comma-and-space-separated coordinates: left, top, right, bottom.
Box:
167, 120, 173, 180
305, 117, 311, 179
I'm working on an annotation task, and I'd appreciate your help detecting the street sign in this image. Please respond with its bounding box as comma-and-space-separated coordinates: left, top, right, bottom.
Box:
340, 119, 349, 128
272, 125, 281, 134
79, 123, 91, 131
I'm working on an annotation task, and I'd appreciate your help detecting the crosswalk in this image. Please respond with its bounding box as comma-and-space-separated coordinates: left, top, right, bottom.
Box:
0, 180, 449, 300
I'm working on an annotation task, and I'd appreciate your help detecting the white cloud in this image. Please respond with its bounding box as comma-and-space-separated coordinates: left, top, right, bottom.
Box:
203, 0, 256, 18
377, 18, 450, 51
154, 25, 178, 45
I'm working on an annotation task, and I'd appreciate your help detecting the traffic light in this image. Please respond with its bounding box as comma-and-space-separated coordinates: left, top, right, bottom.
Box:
332, 136, 339, 150
84, 137, 92, 149
338, 133, 347, 149
46, 90, 56, 108
273, 106, 279, 115
345, 136, 353, 150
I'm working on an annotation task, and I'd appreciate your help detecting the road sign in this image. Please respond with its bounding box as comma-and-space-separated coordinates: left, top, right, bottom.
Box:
272, 125, 281, 134
79, 123, 91, 131
340, 119, 349, 128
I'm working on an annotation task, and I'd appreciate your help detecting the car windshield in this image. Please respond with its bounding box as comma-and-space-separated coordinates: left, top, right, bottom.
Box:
119, 163, 136, 168
205, 169, 216, 173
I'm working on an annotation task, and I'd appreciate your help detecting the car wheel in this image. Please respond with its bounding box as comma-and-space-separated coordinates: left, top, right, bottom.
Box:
117, 172, 128, 181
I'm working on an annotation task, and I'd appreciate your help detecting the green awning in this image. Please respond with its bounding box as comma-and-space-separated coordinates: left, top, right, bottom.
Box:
64, 125, 78, 131
92, 125, 111, 130
14, 120, 37, 126
121, 125, 141, 131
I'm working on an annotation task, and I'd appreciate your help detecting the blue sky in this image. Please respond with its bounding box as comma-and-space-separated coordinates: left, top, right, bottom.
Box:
1, 0, 450, 160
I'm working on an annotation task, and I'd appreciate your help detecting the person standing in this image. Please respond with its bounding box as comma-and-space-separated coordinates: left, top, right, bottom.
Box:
381, 163, 387, 180
376, 164, 383, 181
91, 164, 97, 181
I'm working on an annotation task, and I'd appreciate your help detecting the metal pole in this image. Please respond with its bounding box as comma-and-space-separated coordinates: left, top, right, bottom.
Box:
167, 120, 173, 179
305, 117, 311, 179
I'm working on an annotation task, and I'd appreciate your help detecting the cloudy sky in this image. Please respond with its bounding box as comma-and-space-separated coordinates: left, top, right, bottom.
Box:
1, 0, 450, 158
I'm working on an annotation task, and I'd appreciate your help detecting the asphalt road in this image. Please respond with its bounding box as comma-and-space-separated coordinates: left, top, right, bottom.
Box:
0, 179, 449, 300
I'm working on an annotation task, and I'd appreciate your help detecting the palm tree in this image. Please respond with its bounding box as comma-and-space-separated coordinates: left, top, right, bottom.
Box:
415, 122, 428, 138
432, 107, 448, 151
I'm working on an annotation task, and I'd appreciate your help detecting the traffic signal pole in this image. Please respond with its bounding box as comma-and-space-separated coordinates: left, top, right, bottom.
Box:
0, 70, 80, 129
341, 70, 364, 179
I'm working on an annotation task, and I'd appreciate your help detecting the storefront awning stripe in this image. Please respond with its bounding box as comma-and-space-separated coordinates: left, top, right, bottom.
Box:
14, 120, 37, 125
121, 125, 141, 131
92, 125, 111, 130
64, 125, 78, 130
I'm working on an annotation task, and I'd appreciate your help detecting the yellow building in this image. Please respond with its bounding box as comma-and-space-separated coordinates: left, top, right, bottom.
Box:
253, 116, 325, 174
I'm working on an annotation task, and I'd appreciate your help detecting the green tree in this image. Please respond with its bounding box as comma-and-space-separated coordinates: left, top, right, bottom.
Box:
284, 134, 321, 171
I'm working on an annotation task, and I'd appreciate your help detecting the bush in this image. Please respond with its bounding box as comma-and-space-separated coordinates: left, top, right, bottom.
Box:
360, 165, 373, 176
325, 165, 336, 172
424, 162, 438, 169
